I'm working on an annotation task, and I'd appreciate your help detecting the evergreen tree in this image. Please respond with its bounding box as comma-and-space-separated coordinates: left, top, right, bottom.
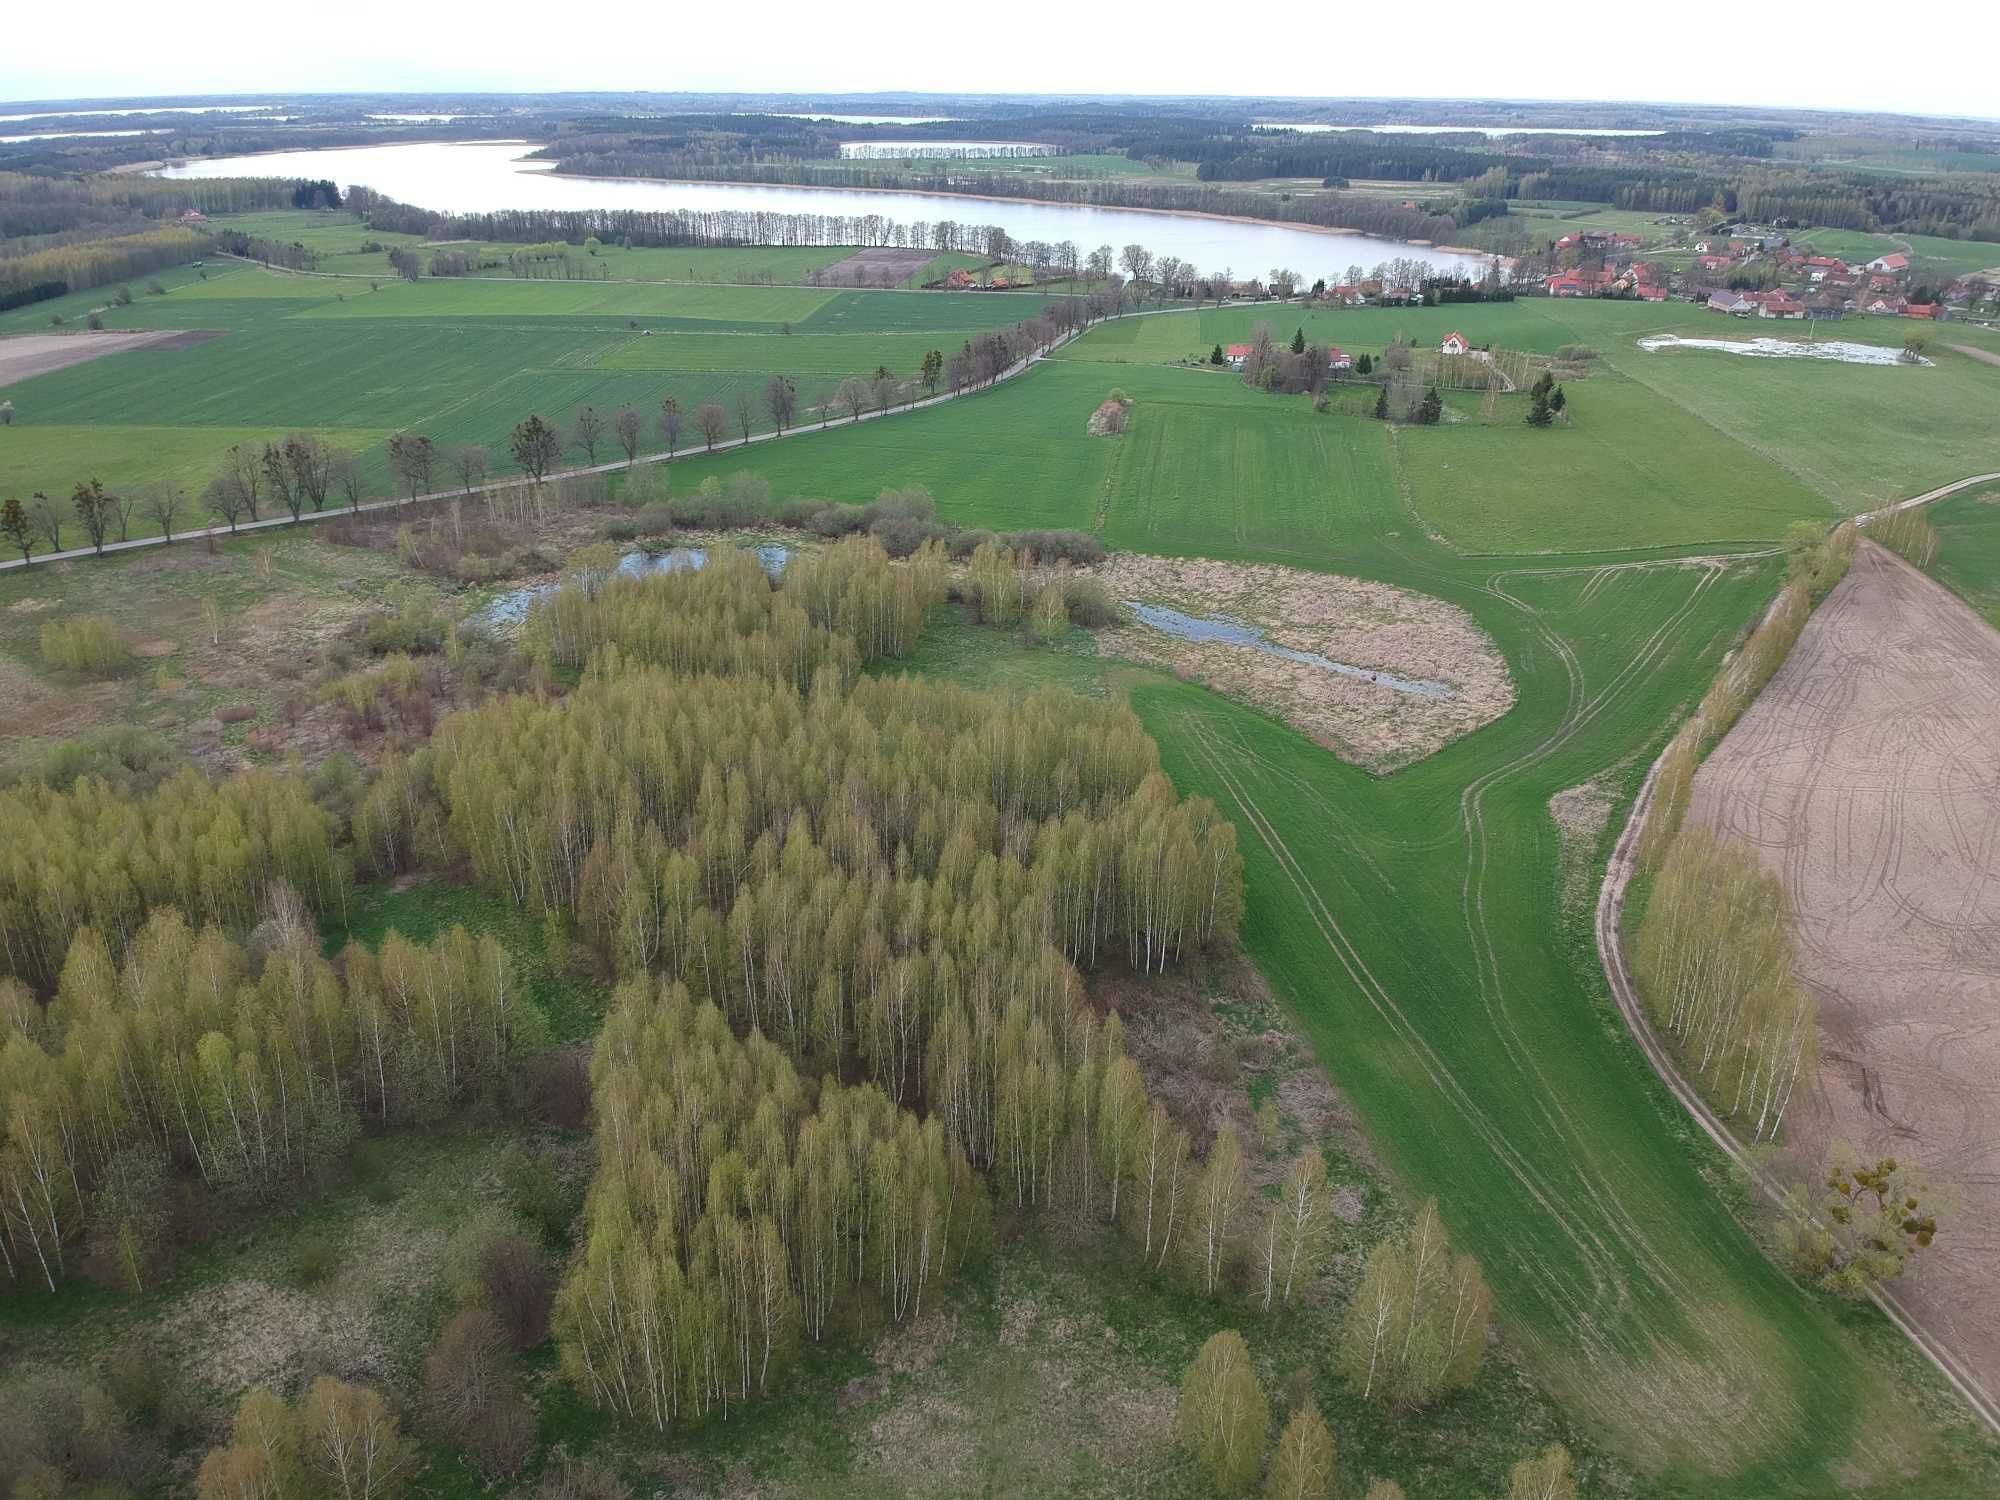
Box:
1211, 343, 1226, 366
1373, 387, 1389, 421
1289, 327, 1306, 355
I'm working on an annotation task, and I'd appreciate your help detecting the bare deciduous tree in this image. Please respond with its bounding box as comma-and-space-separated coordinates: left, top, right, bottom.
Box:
837, 377, 870, 424
221, 442, 263, 521
510, 416, 561, 485
657, 396, 683, 456
762, 376, 796, 434
569, 406, 606, 466
27, 492, 64, 554
137, 482, 187, 544
613, 406, 644, 463
733, 389, 756, 442
332, 452, 365, 512
447, 443, 489, 495
283, 433, 337, 512
205, 473, 252, 532
694, 402, 728, 450
387, 434, 436, 502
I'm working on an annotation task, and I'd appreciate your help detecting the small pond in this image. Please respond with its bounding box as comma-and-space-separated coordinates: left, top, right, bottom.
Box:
478, 543, 791, 626
1124, 602, 1454, 699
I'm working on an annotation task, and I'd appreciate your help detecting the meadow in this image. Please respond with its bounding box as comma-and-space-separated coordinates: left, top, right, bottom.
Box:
0, 255, 1058, 546
1923, 480, 2000, 626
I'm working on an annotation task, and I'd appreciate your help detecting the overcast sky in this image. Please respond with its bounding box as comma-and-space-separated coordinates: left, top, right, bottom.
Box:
4, 0, 1995, 122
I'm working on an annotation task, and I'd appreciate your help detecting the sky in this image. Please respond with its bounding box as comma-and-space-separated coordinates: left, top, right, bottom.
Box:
3, 0, 1995, 122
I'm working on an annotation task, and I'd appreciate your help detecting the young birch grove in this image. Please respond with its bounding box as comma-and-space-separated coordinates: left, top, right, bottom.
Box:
0, 907, 527, 1293
1633, 830, 1816, 1143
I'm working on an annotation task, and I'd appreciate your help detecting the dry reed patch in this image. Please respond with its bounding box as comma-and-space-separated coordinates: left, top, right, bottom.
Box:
1548, 777, 1617, 920
1093, 553, 1513, 771
154, 1278, 388, 1400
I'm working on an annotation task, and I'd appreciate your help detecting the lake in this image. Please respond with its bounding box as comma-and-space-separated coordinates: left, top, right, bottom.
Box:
1253, 122, 1664, 137
155, 140, 1490, 281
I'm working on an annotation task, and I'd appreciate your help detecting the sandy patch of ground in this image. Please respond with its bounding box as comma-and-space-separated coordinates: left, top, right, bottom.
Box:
810, 248, 937, 288
0, 328, 221, 387
1688, 541, 2000, 1400
1093, 553, 1514, 771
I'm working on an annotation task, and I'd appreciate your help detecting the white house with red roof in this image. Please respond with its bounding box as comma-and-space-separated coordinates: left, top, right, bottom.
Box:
1866, 252, 1910, 274
1439, 331, 1470, 356
1224, 343, 1254, 369
1327, 346, 1353, 371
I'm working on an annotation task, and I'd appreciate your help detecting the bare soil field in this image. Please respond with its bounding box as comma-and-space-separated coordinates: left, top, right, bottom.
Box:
1688, 540, 2000, 1399
1094, 554, 1515, 771
811, 247, 940, 287
0, 328, 220, 387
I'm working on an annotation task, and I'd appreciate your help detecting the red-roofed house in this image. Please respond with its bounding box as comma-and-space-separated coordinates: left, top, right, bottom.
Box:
1866, 252, 1910, 274
1757, 292, 1806, 320
1439, 331, 1470, 356
1327, 346, 1353, 371
1224, 343, 1254, 369
1697, 254, 1734, 275
1904, 303, 1938, 320
1866, 294, 1908, 316
1545, 273, 1589, 298
1635, 284, 1669, 302
1326, 284, 1366, 306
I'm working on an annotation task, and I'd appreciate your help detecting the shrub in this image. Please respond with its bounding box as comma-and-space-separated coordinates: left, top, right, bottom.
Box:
673, 473, 772, 529
14, 726, 183, 795
362, 598, 447, 655
500, 1144, 577, 1242
534, 1453, 631, 1500
479, 1236, 556, 1347
630, 502, 676, 538
292, 1234, 339, 1286
422, 1309, 535, 1481
1062, 576, 1125, 628
39, 616, 128, 675
1009, 528, 1105, 566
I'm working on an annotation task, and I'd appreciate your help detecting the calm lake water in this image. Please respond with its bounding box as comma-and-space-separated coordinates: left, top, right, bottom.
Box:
1252, 122, 1663, 137
156, 140, 1489, 280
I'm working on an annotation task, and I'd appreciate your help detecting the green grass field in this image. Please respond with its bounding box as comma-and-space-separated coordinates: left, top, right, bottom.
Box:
1923, 481, 2000, 627
0, 258, 1059, 547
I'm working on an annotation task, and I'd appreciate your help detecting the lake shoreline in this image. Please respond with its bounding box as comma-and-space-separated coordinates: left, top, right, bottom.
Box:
144, 139, 1501, 273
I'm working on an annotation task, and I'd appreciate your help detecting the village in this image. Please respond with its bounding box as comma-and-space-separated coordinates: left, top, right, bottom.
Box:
1534, 224, 1995, 321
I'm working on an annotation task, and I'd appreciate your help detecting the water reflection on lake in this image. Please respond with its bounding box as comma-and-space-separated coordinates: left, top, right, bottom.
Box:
1126, 602, 1453, 698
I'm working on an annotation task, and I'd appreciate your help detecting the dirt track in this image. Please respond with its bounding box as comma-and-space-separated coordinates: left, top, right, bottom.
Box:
1688, 541, 2000, 1398
0, 329, 220, 388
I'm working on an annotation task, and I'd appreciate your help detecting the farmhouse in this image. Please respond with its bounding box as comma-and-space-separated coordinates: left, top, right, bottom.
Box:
1697, 254, 1735, 275
1440, 331, 1470, 355
1545, 273, 1589, 298
1224, 343, 1253, 370
1866, 252, 1910, 274
1705, 289, 1755, 316
1866, 294, 1908, 316
1326, 284, 1366, 306
1756, 292, 1807, 320
1327, 346, 1353, 371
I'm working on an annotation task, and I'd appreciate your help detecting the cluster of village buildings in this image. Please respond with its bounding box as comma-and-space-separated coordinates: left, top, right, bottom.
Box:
1538, 226, 1994, 321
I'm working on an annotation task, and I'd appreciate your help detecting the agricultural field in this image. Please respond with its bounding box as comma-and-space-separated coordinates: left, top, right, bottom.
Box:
8, 279, 2000, 1496
0, 256, 1057, 546
1925, 480, 2000, 625
1686, 541, 2000, 1403
1790, 228, 2000, 281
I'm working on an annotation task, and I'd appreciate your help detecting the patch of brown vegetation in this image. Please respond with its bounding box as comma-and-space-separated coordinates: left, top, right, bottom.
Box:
1093, 554, 1514, 772
1548, 777, 1617, 919
0, 328, 222, 388
1689, 541, 2000, 1401
811, 247, 938, 288
154, 1278, 388, 1400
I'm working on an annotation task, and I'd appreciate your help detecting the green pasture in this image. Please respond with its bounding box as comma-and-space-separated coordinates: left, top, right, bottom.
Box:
1791, 228, 2000, 280
0, 260, 1057, 546
1606, 338, 2000, 513
1924, 481, 2000, 627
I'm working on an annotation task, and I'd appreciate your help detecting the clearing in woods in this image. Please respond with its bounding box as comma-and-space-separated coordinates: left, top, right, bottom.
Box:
1687, 540, 2000, 1408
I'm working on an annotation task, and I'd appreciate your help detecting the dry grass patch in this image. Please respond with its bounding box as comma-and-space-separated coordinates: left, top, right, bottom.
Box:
1092, 554, 1514, 771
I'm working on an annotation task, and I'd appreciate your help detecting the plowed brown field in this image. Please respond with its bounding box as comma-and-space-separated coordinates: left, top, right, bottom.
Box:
1690, 540, 2000, 1400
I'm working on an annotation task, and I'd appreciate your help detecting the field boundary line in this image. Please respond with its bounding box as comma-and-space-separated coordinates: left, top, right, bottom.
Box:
1595, 653, 2000, 1441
